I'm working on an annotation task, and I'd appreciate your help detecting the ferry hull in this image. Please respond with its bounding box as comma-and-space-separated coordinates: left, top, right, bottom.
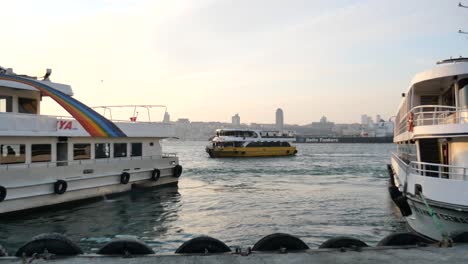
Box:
206, 146, 297, 158
406, 197, 468, 241
389, 157, 468, 241
0, 157, 180, 215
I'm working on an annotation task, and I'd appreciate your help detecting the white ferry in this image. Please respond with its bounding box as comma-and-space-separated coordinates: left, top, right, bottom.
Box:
390, 57, 468, 242
205, 129, 297, 158
0, 66, 182, 215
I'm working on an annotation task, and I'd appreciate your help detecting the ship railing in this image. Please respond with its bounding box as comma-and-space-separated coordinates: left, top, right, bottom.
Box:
409, 161, 468, 180
396, 105, 468, 135
92, 105, 167, 123
0, 154, 178, 171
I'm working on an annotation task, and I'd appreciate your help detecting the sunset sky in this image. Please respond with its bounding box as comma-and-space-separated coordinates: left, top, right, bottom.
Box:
1, 0, 467, 124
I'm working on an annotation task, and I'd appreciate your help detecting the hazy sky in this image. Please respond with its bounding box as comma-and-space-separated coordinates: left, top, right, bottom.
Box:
1, 0, 467, 124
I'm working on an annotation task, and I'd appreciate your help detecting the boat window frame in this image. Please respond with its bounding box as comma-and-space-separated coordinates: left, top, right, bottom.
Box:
31, 144, 52, 163
95, 143, 110, 159
0, 95, 13, 113
18, 97, 38, 114
0, 144, 26, 164
73, 143, 91, 160
113, 143, 127, 158
131, 142, 142, 157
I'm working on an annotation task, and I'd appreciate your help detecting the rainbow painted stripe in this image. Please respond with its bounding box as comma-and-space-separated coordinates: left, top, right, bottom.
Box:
0, 75, 126, 137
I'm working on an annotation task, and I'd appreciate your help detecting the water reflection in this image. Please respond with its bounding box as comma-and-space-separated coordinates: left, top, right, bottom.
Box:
0, 187, 182, 254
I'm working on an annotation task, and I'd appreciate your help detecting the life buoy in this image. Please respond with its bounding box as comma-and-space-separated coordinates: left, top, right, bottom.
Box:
0, 186, 6, 202
407, 112, 414, 132
120, 172, 130, 184
151, 169, 161, 181
54, 180, 67, 195
173, 165, 183, 178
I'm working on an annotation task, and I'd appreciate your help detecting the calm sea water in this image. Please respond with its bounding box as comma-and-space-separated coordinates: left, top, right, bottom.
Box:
0, 142, 406, 254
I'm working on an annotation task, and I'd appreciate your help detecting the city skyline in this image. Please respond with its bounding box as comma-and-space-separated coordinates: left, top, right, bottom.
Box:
171, 110, 391, 126
2, 1, 467, 124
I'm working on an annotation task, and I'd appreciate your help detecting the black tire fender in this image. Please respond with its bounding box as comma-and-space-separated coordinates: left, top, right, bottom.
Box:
175, 236, 231, 254
151, 169, 161, 181
97, 238, 154, 255
0, 185, 6, 202
388, 186, 402, 200
252, 233, 309, 251
173, 165, 183, 178
54, 180, 67, 195
394, 195, 412, 216
15, 233, 83, 256
319, 236, 368, 249
120, 172, 130, 184
377, 232, 434, 246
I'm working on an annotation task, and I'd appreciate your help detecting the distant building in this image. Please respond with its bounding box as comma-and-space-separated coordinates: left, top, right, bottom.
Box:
163, 111, 170, 123
232, 114, 240, 126
276, 108, 284, 132
361, 114, 374, 127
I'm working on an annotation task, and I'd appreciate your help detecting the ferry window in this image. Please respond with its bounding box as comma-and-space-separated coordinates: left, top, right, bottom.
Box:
95, 143, 110, 159
131, 143, 142, 157
73, 144, 91, 160
114, 143, 127, 158
0, 144, 25, 164
18, 98, 38, 114
0, 96, 12, 113
31, 144, 52, 162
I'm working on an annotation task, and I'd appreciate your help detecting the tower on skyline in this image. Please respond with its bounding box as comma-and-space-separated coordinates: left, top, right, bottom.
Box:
276, 108, 284, 132
232, 113, 240, 126
163, 111, 170, 123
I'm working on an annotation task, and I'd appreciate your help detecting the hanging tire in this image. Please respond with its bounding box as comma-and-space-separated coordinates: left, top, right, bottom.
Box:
388, 186, 401, 200
15, 233, 83, 257
377, 232, 434, 246
319, 236, 368, 249
97, 238, 154, 255
175, 236, 231, 254
120, 172, 130, 184
151, 169, 161, 182
452, 232, 468, 243
173, 165, 183, 178
0, 186, 6, 202
252, 233, 309, 251
394, 195, 412, 216
54, 180, 67, 195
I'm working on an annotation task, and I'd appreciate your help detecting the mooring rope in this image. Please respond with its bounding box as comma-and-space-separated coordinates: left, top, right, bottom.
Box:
419, 192, 451, 247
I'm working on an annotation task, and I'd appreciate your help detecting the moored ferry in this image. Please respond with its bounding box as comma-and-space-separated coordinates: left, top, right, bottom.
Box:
0, 66, 182, 215
389, 58, 468, 242
205, 129, 297, 158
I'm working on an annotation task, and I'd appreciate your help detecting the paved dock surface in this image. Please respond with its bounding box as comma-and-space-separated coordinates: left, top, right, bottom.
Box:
1, 245, 467, 264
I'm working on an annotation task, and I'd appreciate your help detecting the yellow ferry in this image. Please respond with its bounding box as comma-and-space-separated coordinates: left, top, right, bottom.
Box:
205, 129, 297, 158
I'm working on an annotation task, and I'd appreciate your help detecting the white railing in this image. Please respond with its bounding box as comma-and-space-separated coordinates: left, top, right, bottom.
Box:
409, 161, 468, 181
0, 154, 177, 171
396, 105, 468, 135
92, 105, 167, 123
